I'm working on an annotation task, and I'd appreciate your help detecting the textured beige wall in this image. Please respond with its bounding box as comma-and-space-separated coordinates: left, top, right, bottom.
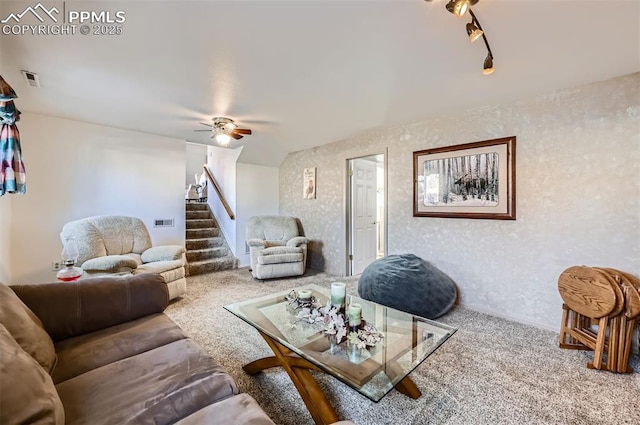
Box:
280, 73, 640, 330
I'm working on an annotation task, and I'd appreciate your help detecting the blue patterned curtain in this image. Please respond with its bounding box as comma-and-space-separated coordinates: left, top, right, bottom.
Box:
0, 75, 25, 196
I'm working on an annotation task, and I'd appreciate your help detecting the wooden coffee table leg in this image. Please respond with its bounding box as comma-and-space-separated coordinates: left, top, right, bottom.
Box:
394, 375, 421, 399
243, 356, 281, 375
244, 355, 322, 375
247, 331, 339, 425
386, 360, 422, 399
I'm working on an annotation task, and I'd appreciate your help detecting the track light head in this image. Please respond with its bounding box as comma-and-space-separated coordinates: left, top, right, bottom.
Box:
446, 0, 470, 17
483, 54, 495, 75
466, 21, 483, 43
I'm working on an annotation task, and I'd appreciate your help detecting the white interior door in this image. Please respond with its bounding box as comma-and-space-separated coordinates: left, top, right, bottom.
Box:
351, 158, 378, 275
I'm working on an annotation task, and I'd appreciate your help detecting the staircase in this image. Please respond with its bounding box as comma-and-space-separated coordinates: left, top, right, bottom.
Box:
185, 203, 238, 276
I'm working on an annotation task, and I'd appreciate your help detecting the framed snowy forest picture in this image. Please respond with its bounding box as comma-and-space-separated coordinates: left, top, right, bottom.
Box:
413, 136, 516, 220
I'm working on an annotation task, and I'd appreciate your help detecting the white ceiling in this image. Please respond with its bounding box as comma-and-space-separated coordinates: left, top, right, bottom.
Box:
1, 0, 639, 166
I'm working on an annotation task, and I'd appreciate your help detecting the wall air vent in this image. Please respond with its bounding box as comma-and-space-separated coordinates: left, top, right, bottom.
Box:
154, 218, 175, 228
21, 70, 40, 88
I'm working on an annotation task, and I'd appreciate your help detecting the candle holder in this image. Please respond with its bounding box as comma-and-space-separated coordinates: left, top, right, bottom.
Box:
298, 289, 312, 302
330, 282, 346, 309
347, 303, 362, 332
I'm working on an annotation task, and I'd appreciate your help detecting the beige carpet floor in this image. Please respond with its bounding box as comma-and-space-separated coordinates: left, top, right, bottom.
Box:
165, 268, 639, 425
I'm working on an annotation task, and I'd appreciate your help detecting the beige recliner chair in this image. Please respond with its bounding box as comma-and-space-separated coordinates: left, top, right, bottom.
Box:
246, 216, 308, 280
60, 216, 186, 299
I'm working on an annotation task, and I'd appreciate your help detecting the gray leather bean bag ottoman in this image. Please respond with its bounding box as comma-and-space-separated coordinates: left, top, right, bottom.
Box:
358, 254, 458, 319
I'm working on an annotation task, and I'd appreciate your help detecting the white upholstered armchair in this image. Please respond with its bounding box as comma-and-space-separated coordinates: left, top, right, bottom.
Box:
246, 216, 308, 280
60, 216, 186, 299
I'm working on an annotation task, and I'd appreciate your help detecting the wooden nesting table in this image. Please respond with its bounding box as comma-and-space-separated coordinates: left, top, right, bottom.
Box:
224, 284, 457, 425
558, 266, 640, 373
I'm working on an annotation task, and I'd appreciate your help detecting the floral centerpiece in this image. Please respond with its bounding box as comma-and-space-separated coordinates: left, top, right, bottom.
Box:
346, 323, 384, 349
286, 289, 383, 347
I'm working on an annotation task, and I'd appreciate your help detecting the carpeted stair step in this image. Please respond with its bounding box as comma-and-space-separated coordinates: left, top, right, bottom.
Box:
186, 210, 210, 220
184, 201, 237, 277
186, 247, 230, 262
185, 203, 208, 211
186, 237, 224, 250
187, 228, 220, 239
188, 257, 238, 275
186, 219, 217, 229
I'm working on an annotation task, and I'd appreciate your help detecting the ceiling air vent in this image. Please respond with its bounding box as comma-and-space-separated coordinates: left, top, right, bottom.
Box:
154, 218, 175, 228
21, 70, 40, 88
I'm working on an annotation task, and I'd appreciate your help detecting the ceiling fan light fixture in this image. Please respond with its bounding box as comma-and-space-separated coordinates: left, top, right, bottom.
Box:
222, 121, 237, 133
195, 116, 252, 145
214, 133, 231, 146
483, 54, 495, 75
446, 0, 470, 17
466, 22, 483, 43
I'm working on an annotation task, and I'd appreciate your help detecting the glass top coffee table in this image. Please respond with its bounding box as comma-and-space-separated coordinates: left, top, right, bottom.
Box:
224, 284, 457, 425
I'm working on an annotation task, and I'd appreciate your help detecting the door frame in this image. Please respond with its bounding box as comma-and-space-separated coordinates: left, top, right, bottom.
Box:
345, 150, 388, 276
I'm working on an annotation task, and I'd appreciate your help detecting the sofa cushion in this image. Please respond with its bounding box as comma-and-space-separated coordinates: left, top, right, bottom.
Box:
175, 394, 275, 425
52, 314, 188, 384
96, 216, 152, 256
56, 338, 237, 425
133, 259, 185, 275
154, 266, 186, 284
141, 245, 185, 263
123, 253, 143, 265
258, 253, 303, 265
81, 254, 139, 273
60, 220, 108, 265
0, 324, 65, 425
261, 246, 302, 256
286, 236, 308, 248
167, 277, 187, 301
11, 274, 169, 342
246, 216, 300, 241
254, 261, 305, 279
0, 282, 57, 373
264, 240, 285, 248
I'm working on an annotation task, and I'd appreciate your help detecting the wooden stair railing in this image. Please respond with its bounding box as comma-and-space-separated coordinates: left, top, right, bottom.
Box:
203, 165, 235, 220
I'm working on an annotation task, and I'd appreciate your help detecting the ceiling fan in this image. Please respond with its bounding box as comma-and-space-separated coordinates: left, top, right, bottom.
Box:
195, 117, 252, 146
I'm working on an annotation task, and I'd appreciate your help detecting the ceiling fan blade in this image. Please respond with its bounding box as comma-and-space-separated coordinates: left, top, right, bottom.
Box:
233, 128, 252, 135
199, 122, 214, 127
230, 133, 244, 140
194, 129, 212, 132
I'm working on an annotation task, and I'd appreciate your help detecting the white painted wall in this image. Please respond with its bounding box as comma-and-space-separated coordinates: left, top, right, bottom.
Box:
280, 73, 640, 331
0, 195, 12, 283
4, 112, 186, 284
185, 142, 207, 187
236, 162, 279, 266
206, 145, 242, 254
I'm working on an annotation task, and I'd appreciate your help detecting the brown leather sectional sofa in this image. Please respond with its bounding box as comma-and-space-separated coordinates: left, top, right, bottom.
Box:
0, 274, 274, 424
